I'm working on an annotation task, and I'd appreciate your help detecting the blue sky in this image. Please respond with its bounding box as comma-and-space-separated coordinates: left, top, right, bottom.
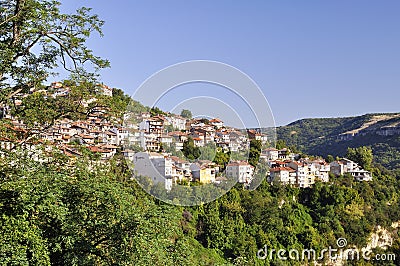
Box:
59, 1, 400, 126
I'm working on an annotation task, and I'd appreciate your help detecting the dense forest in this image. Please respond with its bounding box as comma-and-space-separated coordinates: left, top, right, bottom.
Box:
1, 148, 400, 265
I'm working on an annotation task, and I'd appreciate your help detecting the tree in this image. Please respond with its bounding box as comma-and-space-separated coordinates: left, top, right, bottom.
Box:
275, 139, 287, 150
0, 149, 209, 265
0, 1, 112, 145
109, 88, 131, 122
0, 0, 109, 102
326, 154, 335, 163
346, 146, 373, 170
248, 139, 262, 167
182, 137, 200, 160
198, 142, 216, 161
213, 151, 230, 169
180, 109, 192, 119
150, 106, 165, 116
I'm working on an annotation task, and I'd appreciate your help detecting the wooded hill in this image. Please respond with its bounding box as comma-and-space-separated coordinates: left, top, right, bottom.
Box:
277, 113, 400, 169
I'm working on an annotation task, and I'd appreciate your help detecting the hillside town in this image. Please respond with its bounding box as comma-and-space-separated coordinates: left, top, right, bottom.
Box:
0, 82, 372, 191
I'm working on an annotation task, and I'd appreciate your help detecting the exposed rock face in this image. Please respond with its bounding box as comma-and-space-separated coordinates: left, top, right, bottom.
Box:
315, 221, 399, 266
361, 225, 393, 254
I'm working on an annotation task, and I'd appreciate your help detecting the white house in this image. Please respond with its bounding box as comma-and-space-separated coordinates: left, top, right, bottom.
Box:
166, 115, 187, 131
132, 152, 173, 191
160, 135, 173, 147
269, 167, 297, 185
210, 118, 224, 128
349, 169, 372, 181
225, 161, 254, 184
330, 158, 372, 181
288, 161, 315, 188
260, 148, 279, 161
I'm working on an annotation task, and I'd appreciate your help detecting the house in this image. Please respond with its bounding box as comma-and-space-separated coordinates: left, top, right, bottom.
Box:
166, 115, 187, 131
210, 118, 224, 128
216, 131, 230, 143
330, 158, 358, 176
168, 131, 188, 150
228, 140, 240, 152
192, 137, 204, 147
52, 87, 70, 97
78, 134, 95, 144
132, 152, 173, 190
310, 160, 330, 182
61, 146, 82, 158
269, 167, 297, 185
288, 161, 315, 188
171, 165, 186, 183
51, 81, 63, 89
260, 148, 279, 161
189, 163, 216, 184
268, 160, 289, 168
278, 148, 290, 160
99, 144, 119, 157
170, 156, 191, 178
88, 145, 114, 159
126, 129, 141, 146
160, 135, 173, 147
175, 141, 184, 151
145, 116, 165, 137
105, 131, 118, 145
330, 158, 372, 181
115, 127, 129, 145
225, 161, 254, 184
89, 129, 102, 139
247, 129, 262, 141
99, 84, 113, 97
193, 127, 215, 144
349, 169, 372, 181
122, 149, 136, 161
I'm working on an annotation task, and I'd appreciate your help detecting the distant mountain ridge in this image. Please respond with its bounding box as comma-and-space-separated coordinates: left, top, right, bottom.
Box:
277, 113, 400, 169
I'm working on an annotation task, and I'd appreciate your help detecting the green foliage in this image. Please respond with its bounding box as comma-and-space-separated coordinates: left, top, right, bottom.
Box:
109, 87, 131, 122
248, 139, 261, 167
0, 149, 231, 265
277, 114, 400, 170
213, 151, 230, 169
163, 142, 184, 158
346, 146, 373, 170
276, 139, 287, 150
0, 0, 109, 103
126, 99, 148, 114
1, 146, 400, 265
1, 1, 399, 265
149, 106, 166, 116
326, 154, 335, 163
182, 137, 201, 161
198, 142, 216, 161
180, 109, 192, 119
164, 124, 174, 132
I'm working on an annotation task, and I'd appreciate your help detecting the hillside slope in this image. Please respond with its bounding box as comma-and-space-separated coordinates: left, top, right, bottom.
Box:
277, 113, 400, 169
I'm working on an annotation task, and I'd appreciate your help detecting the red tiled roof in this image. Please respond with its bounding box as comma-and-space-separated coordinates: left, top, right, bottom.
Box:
100, 144, 119, 149
88, 146, 109, 153
227, 161, 251, 166
270, 167, 296, 172
210, 118, 222, 123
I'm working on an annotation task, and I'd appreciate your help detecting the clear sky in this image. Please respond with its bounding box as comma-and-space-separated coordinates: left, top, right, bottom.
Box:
59, 1, 400, 126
